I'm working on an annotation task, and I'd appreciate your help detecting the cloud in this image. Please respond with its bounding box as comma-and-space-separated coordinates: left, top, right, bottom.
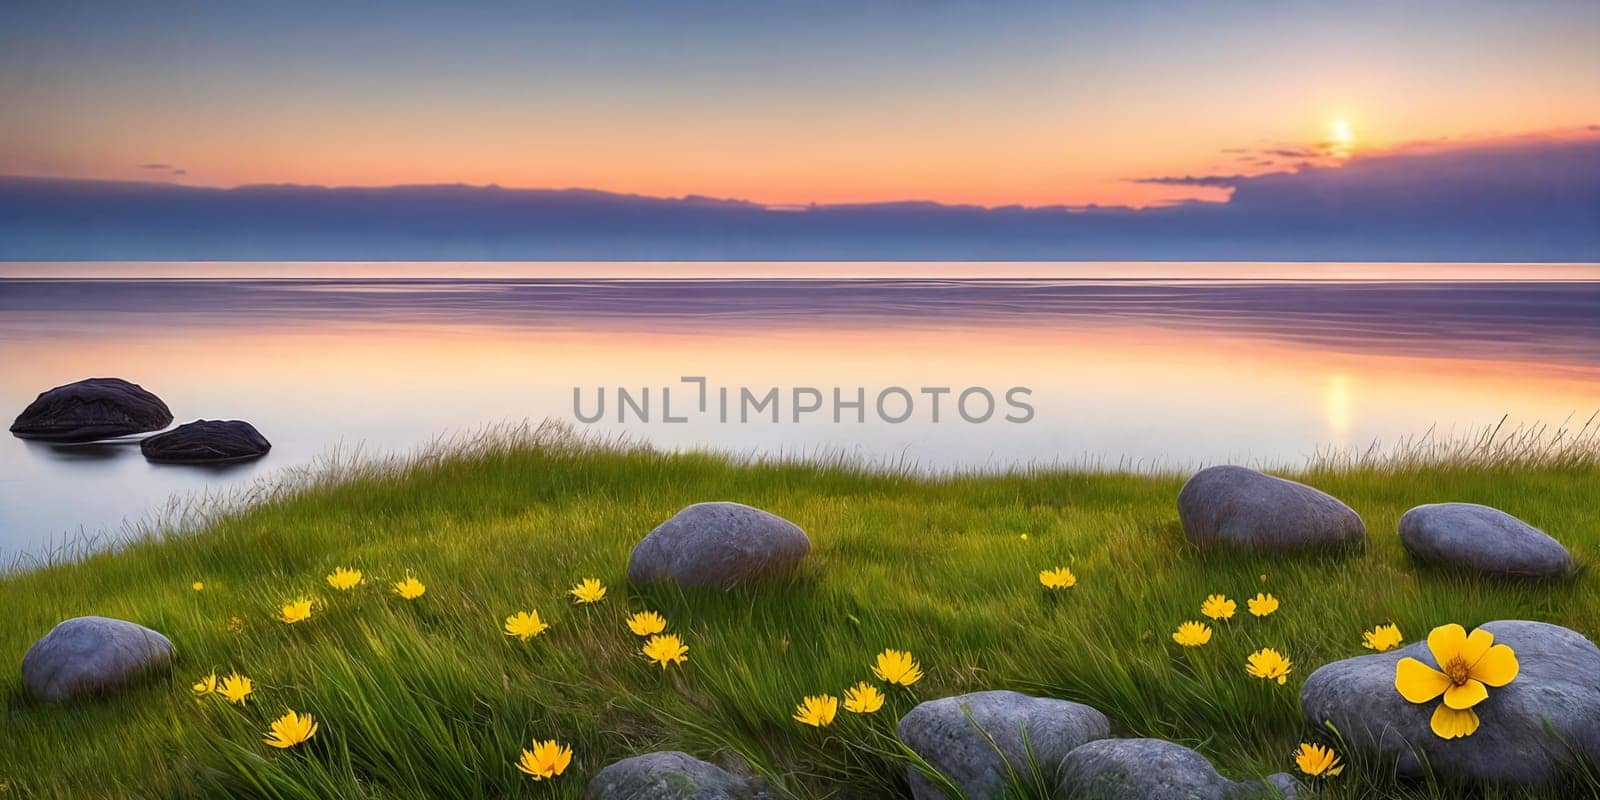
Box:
1131, 174, 1250, 188
136, 163, 186, 177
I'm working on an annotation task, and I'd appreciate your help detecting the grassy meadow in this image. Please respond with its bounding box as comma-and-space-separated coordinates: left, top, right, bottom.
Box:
1, 423, 1597, 799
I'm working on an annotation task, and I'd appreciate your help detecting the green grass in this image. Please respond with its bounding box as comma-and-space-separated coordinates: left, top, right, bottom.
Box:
1, 422, 1597, 799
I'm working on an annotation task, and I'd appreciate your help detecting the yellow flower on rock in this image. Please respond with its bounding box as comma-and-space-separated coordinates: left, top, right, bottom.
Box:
1246, 648, 1292, 684
392, 576, 426, 600
1172, 621, 1213, 647
263, 709, 317, 749
1395, 623, 1519, 740
569, 578, 606, 604
192, 673, 217, 696
219, 673, 253, 705
1039, 567, 1077, 590
515, 739, 573, 781
326, 567, 363, 590
278, 598, 314, 624
872, 649, 924, 686
1247, 593, 1279, 617
503, 611, 551, 641
793, 694, 838, 727
844, 682, 885, 714
642, 634, 688, 668
627, 611, 667, 636
1293, 743, 1344, 777
1363, 623, 1404, 652
1201, 594, 1236, 621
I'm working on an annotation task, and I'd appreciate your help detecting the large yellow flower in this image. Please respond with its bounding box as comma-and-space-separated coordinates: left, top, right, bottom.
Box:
1293, 743, 1343, 777
627, 611, 667, 636
278, 598, 314, 624
1395, 623, 1519, 739
1247, 593, 1279, 617
1039, 567, 1077, 590
1171, 621, 1212, 647
642, 634, 688, 668
1245, 648, 1292, 684
569, 578, 606, 604
793, 694, 838, 727
1363, 623, 1404, 652
392, 576, 426, 600
504, 611, 551, 641
192, 672, 217, 696
219, 673, 253, 705
326, 567, 363, 591
843, 681, 885, 714
872, 649, 923, 686
1201, 594, 1236, 621
515, 739, 572, 781
263, 709, 317, 749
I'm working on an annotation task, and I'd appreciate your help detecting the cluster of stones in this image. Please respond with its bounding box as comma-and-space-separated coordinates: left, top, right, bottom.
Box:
10, 377, 270, 463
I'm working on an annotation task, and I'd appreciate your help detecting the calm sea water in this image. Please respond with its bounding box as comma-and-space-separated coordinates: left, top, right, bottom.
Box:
2, 262, 1598, 563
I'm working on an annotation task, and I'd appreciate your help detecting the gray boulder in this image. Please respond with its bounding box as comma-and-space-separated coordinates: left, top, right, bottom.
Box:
1300, 620, 1600, 784
1399, 503, 1574, 578
141, 419, 272, 464
1056, 739, 1299, 800
627, 502, 809, 589
21, 616, 175, 702
1177, 465, 1364, 551
897, 690, 1110, 800
586, 751, 766, 800
10, 377, 173, 443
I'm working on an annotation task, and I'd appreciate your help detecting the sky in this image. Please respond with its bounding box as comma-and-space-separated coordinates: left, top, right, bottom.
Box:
2, 1, 1598, 208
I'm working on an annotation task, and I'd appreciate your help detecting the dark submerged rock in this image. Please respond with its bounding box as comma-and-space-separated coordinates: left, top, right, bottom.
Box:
897, 690, 1110, 800
1177, 465, 1365, 552
21, 616, 175, 702
1399, 502, 1574, 578
627, 502, 809, 589
586, 751, 768, 800
9, 377, 172, 443
1056, 738, 1299, 799
140, 419, 271, 464
1300, 620, 1600, 785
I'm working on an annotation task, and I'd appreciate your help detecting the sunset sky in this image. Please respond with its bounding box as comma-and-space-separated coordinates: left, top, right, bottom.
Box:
2, 1, 1597, 208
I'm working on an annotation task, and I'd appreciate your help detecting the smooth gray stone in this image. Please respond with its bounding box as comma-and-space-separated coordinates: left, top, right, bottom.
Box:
1399, 502, 1574, 578
1177, 465, 1364, 551
897, 690, 1110, 800
627, 502, 809, 589
10, 377, 172, 443
1300, 620, 1600, 784
141, 419, 271, 464
1056, 739, 1298, 799
586, 751, 767, 800
21, 616, 175, 702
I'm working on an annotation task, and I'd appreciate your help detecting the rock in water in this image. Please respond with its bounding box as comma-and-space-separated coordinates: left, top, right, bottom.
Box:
1300, 620, 1600, 784
586, 751, 767, 800
9, 377, 173, 443
1056, 739, 1299, 800
627, 502, 809, 589
140, 419, 271, 464
1399, 502, 1574, 578
1177, 465, 1364, 551
897, 690, 1111, 800
21, 616, 176, 702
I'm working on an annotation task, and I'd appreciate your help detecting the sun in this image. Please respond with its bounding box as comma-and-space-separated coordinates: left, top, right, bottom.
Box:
1329, 119, 1355, 154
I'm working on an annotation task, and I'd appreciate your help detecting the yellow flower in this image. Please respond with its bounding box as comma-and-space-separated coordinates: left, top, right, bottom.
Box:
793, 694, 838, 727
1363, 623, 1404, 652
1247, 593, 1279, 617
569, 578, 606, 604
503, 610, 551, 641
263, 709, 317, 749
1201, 594, 1236, 621
392, 576, 426, 600
1171, 621, 1213, 647
872, 649, 924, 686
627, 611, 667, 636
642, 634, 688, 668
515, 739, 573, 781
1039, 567, 1077, 590
219, 672, 253, 705
1245, 648, 1292, 684
191, 673, 217, 696
1293, 743, 1344, 777
1395, 623, 1519, 740
843, 681, 885, 714
326, 567, 363, 590
278, 598, 314, 624
192, 581, 204, 591
1018, 534, 1029, 541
